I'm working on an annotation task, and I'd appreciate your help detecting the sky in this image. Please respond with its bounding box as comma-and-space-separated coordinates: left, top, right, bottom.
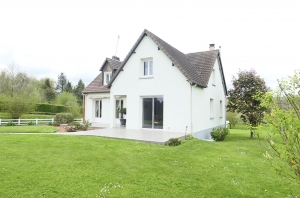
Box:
0, 0, 299, 89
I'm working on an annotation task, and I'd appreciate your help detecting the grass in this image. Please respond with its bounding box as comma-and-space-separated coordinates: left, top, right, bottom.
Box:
0, 112, 55, 119
0, 126, 299, 197
0, 125, 58, 133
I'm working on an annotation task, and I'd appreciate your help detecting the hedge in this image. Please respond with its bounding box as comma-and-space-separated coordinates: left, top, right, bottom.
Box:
35, 103, 67, 114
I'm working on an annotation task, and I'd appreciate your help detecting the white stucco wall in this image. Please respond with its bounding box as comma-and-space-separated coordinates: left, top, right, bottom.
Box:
84, 92, 111, 127
110, 35, 191, 133
192, 59, 226, 139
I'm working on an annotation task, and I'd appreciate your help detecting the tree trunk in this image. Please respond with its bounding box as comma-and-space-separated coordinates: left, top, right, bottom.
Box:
250, 131, 254, 138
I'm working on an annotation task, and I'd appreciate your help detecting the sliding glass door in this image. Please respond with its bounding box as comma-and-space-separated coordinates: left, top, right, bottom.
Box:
142, 97, 163, 129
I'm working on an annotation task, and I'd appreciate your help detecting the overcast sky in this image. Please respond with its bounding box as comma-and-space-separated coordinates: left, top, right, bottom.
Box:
0, 0, 299, 89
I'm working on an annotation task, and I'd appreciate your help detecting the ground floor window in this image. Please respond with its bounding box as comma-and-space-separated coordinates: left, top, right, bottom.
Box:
116, 99, 123, 118
142, 97, 163, 129
95, 100, 102, 118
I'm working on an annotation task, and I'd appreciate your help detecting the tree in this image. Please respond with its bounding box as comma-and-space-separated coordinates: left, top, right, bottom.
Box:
64, 81, 73, 93
74, 79, 85, 105
56, 72, 67, 93
226, 112, 239, 129
259, 69, 300, 185
56, 92, 81, 117
227, 69, 268, 137
0, 64, 40, 118
41, 78, 56, 103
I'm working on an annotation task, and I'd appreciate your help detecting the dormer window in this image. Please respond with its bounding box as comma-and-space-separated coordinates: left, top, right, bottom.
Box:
104, 72, 112, 85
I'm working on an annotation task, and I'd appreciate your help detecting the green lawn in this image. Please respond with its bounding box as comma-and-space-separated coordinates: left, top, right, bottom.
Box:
0, 126, 58, 133
0, 127, 299, 197
0, 112, 55, 119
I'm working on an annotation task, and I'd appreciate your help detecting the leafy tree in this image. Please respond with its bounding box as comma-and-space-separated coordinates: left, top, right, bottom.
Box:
40, 78, 56, 103
0, 64, 40, 118
56, 92, 81, 117
64, 81, 73, 93
259, 69, 300, 185
226, 112, 239, 129
74, 79, 85, 105
56, 72, 67, 93
227, 69, 268, 137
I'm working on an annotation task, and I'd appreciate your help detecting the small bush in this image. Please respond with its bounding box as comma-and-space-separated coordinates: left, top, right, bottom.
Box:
210, 127, 229, 141
81, 120, 91, 131
54, 113, 74, 124
6, 121, 15, 126
52, 121, 59, 126
165, 138, 181, 146
48, 121, 53, 126
27, 121, 35, 125
65, 126, 76, 132
185, 133, 194, 140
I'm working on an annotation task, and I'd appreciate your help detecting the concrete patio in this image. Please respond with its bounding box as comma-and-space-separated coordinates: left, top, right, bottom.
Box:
59, 127, 186, 144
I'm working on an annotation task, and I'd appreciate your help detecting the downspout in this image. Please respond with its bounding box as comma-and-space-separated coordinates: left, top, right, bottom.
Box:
190, 83, 197, 135
82, 93, 87, 121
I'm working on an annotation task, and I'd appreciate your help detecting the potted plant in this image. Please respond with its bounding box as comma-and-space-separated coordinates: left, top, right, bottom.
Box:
118, 108, 126, 126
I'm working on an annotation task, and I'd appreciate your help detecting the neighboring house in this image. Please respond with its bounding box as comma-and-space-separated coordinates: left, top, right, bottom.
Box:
82, 29, 227, 140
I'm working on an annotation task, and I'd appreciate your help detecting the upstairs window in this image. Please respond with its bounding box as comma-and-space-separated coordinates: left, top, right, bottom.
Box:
143, 60, 153, 76
210, 98, 214, 119
104, 72, 112, 85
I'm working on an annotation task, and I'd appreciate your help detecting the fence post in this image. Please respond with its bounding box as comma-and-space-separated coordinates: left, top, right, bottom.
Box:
52, 118, 54, 123
18, 118, 20, 125
0, 119, 1, 125
36, 118, 38, 125
81, 118, 83, 124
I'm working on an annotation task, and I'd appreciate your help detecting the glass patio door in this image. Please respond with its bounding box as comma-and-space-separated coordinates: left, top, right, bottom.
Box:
142, 97, 163, 129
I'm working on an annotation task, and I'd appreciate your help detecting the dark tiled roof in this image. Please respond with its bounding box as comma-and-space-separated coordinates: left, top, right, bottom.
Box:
99, 58, 122, 71
108, 29, 224, 88
107, 58, 122, 69
82, 73, 110, 93
185, 50, 219, 86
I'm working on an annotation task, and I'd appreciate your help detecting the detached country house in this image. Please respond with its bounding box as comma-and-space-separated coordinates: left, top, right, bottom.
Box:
82, 29, 227, 140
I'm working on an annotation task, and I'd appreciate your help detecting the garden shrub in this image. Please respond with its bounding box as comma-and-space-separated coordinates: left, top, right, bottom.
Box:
81, 120, 91, 131
54, 113, 74, 124
210, 127, 229, 141
165, 138, 181, 146
65, 126, 76, 132
6, 121, 15, 126
27, 121, 35, 125
35, 103, 66, 114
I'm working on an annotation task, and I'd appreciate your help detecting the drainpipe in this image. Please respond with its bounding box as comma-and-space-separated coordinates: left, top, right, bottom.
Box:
82, 93, 87, 121
190, 83, 197, 134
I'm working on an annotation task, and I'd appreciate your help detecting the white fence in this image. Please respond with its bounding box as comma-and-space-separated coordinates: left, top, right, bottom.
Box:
0, 118, 83, 125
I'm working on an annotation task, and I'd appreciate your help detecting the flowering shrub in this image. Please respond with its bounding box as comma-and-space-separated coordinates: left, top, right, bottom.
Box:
210, 127, 229, 141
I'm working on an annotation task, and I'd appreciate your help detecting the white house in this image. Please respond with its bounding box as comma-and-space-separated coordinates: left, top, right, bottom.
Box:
82, 29, 227, 140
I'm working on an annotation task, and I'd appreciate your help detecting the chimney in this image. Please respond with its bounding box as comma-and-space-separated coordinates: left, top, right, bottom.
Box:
112, 56, 120, 61
209, 44, 215, 50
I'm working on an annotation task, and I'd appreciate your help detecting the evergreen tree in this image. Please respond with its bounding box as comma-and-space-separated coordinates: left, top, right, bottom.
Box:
56, 72, 67, 93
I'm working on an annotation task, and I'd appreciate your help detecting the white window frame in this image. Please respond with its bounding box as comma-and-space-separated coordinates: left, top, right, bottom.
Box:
104, 72, 112, 85
212, 69, 216, 86
95, 100, 102, 118
115, 99, 123, 118
210, 98, 214, 119
140, 58, 153, 78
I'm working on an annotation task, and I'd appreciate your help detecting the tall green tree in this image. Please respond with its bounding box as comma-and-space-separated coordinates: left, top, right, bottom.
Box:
227, 69, 268, 137
64, 81, 73, 93
56, 72, 67, 93
41, 78, 56, 103
74, 79, 85, 105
